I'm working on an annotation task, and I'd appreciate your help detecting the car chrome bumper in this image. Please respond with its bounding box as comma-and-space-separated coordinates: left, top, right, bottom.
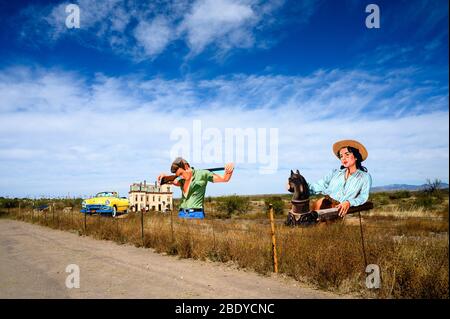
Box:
80, 205, 114, 214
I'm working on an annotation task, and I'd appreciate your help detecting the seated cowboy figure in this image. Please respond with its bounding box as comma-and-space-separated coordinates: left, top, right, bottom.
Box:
158, 157, 234, 219
289, 140, 372, 218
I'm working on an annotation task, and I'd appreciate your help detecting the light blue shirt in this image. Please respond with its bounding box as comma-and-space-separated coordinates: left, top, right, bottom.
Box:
308, 168, 372, 207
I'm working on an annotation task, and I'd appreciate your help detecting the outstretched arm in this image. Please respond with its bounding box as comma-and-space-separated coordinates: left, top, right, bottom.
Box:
212, 163, 234, 183
157, 173, 181, 186
308, 169, 336, 195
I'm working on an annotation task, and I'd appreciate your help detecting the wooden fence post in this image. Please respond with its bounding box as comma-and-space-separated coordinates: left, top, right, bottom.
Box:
268, 204, 278, 273
212, 219, 216, 250
141, 207, 145, 247
54, 203, 58, 228
170, 208, 174, 244
84, 212, 87, 234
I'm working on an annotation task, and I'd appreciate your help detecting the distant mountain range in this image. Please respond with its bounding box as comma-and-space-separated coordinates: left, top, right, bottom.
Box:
371, 183, 449, 192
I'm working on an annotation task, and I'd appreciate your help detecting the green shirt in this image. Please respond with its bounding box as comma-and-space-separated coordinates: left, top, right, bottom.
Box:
179, 169, 214, 209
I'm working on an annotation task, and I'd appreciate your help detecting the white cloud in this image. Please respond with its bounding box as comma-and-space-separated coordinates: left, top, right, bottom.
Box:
134, 16, 174, 57
0, 66, 448, 197
17, 0, 293, 60
179, 0, 256, 55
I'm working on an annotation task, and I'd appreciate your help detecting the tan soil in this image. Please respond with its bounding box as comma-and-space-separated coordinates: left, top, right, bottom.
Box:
0, 219, 350, 299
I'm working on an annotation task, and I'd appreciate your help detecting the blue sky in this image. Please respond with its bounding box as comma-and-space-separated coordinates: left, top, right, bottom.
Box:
0, 0, 448, 198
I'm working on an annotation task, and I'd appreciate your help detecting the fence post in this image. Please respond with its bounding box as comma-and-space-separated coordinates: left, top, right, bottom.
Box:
55, 205, 58, 227
116, 217, 119, 239
268, 204, 278, 273
170, 208, 174, 244
54, 203, 58, 228
18, 202, 21, 220
141, 207, 145, 247
358, 211, 368, 268
211, 219, 216, 250
84, 212, 87, 234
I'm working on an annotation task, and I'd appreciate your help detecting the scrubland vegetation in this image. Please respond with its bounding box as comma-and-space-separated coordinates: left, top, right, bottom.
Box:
1, 186, 448, 298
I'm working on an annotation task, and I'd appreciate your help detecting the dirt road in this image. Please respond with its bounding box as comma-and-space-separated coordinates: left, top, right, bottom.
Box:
0, 219, 345, 299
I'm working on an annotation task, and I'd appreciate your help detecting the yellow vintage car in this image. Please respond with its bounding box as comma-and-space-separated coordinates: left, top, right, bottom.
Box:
81, 191, 129, 217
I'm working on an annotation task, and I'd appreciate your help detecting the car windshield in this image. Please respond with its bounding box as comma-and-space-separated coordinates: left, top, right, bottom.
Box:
96, 192, 117, 198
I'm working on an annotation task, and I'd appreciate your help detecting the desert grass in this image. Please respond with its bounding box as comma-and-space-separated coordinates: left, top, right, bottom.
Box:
2, 206, 448, 299
366, 207, 444, 218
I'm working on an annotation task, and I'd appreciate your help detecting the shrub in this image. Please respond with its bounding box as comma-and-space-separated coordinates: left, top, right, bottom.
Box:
216, 195, 250, 217
389, 191, 411, 200
4, 193, 449, 299
0, 198, 20, 210
413, 195, 434, 209
264, 197, 285, 215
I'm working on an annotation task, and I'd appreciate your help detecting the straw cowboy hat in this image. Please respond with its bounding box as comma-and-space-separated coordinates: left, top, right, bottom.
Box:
332, 139, 368, 161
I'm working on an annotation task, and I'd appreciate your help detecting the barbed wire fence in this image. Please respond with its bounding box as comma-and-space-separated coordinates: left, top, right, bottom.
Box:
2, 203, 447, 282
